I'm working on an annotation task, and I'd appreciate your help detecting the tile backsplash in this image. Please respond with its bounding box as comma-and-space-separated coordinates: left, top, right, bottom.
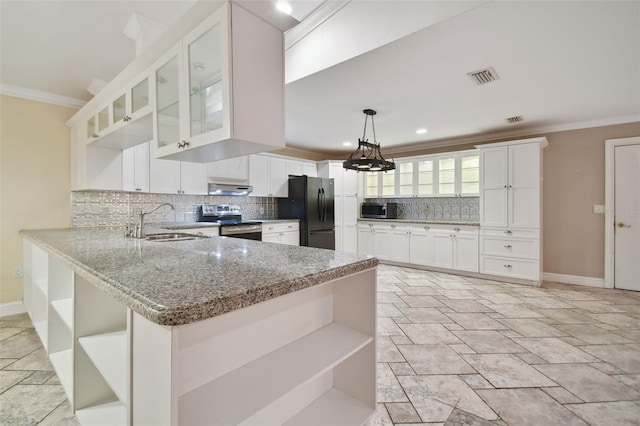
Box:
364, 197, 479, 222
72, 191, 279, 228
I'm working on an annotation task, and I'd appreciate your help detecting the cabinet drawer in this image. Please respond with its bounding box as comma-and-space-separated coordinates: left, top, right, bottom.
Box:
481, 227, 539, 239
262, 222, 299, 234
480, 255, 540, 281
480, 237, 539, 259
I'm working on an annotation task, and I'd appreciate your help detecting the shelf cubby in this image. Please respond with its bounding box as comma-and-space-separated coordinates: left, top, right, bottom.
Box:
75, 401, 127, 426
74, 274, 129, 423
178, 323, 372, 425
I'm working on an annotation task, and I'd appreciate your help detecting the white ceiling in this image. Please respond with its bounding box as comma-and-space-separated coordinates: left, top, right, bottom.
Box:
1, 1, 638, 156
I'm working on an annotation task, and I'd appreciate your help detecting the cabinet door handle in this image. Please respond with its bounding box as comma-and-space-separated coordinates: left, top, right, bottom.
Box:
504, 230, 513, 234
504, 244, 512, 248
424, 226, 430, 230
123, 115, 131, 122
504, 264, 512, 268
135, 188, 142, 192
177, 140, 190, 149
454, 227, 461, 231
391, 224, 396, 229
92, 134, 99, 139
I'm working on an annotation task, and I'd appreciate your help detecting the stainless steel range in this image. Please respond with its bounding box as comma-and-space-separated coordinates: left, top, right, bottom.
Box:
196, 204, 262, 241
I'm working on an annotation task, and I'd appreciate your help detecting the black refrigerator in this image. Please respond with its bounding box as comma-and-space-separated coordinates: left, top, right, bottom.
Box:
278, 176, 335, 249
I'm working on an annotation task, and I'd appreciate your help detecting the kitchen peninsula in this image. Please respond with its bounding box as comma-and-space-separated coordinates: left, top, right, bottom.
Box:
21, 228, 377, 425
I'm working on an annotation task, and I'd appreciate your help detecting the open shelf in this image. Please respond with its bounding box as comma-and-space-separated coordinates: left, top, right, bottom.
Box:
75, 401, 126, 426
283, 388, 373, 426
178, 323, 372, 425
51, 298, 73, 331
50, 349, 73, 400
78, 331, 128, 402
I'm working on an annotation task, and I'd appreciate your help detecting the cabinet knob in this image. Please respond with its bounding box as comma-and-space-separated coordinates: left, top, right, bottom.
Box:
508, 185, 513, 189
504, 185, 507, 188
92, 134, 99, 139
504, 230, 513, 234
391, 224, 396, 229
424, 226, 430, 230
123, 115, 131, 122
454, 227, 461, 231
504, 264, 512, 268
504, 244, 512, 248
177, 140, 191, 149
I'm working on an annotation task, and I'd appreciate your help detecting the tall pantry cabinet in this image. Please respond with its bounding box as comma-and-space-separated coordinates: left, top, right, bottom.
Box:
477, 137, 548, 283
318, 161, 359, 253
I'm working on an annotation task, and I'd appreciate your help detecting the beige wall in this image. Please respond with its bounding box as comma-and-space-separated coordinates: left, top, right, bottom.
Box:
0, 95, 76, 304
542, 122, 640, 278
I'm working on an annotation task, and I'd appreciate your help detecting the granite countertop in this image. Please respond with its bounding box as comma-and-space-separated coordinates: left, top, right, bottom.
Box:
21, 227, 376, 327
357, 218, 480, 226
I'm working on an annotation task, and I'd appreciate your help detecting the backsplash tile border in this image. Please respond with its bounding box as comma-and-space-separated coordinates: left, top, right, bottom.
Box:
363, 196, 479, 222
72, 190, 279, 228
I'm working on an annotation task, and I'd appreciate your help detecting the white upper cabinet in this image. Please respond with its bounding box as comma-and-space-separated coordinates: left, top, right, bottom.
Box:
122, 142, 150, 193
248, 155, 288, 197
153, 3, 284, 163
86, 72, 154, 150
364, 150, 479, 198
207, 156, 249, 183
478, 139, 546, 228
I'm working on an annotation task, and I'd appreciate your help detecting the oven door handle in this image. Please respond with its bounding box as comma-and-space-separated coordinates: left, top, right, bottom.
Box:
220, 225, 262, 235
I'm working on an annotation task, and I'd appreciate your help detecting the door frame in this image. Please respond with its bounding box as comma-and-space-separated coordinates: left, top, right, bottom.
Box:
604, 136, 640, 289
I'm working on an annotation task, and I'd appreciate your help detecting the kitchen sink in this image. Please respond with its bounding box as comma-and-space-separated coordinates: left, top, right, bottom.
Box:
145, 233, 209, 242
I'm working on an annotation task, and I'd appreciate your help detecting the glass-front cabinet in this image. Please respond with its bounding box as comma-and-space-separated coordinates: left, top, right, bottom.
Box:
85, 72, 152, 148
365, 150, 479, 197
153, 7, 230, 160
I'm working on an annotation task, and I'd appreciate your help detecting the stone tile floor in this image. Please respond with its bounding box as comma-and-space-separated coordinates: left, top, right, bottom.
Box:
1, 264, 639, 425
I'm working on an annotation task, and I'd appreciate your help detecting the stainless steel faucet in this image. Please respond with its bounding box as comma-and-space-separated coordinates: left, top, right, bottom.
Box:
134, 203, 175, 238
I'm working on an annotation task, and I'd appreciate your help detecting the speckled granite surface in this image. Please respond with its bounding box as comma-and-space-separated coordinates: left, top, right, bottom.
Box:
358, 219, 480, 226
21, 227, 377, 326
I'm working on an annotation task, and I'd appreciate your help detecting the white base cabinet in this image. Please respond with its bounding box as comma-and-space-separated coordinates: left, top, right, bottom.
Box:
262, 221, 300, 246
358, 221, 479, 273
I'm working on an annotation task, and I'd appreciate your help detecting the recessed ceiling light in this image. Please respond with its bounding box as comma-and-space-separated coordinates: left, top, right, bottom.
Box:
342, 141, 352, 147
275, 1, 292, 15
416, 128, 428, 135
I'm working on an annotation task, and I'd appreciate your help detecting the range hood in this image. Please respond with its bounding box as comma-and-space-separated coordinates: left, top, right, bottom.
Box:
208, 183, 253, 196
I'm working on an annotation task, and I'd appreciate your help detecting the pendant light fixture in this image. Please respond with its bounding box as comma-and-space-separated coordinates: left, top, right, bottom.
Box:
343, 109, 395, 172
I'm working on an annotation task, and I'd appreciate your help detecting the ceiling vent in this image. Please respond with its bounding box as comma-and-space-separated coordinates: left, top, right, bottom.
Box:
467, 67, 499, 85
506, 115, 524, 124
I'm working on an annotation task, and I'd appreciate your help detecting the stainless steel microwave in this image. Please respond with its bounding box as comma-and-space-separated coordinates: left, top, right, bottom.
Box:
361, 202, 398, 219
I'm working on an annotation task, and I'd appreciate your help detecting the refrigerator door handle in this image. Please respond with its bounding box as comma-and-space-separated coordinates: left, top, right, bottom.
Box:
321, 188, 326, 222
317, 188, 323, 222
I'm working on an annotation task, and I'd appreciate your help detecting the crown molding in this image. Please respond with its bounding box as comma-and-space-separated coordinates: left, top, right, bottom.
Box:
383, 114, 640, 157
284, 0, 350, 50
0, 83, 86, 109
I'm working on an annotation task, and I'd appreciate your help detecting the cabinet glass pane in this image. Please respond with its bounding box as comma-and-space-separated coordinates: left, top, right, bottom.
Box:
98, 107, 109, 132
418, 160, 433, 195
439, 157, 456, 194
113, 95, 126, 123
460, 155, 479, 194
399, 163, 413, 195
382, 172, 395, 196
86, 117, 95, 139
188, 23, 223, 137
366, 173, 378, 197
156, 56, 180, 148
131, 78, 149, 114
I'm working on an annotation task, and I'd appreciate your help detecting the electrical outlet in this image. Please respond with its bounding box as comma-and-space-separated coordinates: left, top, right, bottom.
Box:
593, 205, 606, 214
12, 267, 23, 278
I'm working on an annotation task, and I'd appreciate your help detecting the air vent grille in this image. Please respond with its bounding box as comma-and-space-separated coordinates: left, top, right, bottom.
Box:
468, 67, 499, 85
506, 116, 524, 123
